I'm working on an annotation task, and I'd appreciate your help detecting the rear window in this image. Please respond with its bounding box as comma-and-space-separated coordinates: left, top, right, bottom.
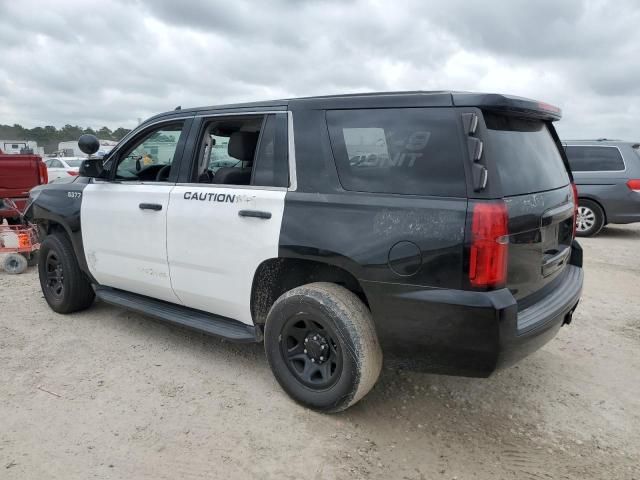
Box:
483, 113, 569, 196
565, 146, 625, 172
326, 108, 466, 197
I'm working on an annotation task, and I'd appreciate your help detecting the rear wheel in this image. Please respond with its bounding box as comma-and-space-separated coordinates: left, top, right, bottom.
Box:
38, 232, 95, 313
576, 199, 605, 237
264, 282, 382, 413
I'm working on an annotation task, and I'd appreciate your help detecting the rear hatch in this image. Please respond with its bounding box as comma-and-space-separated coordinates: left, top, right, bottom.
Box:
481, 112, 574, 304
0, 154, 42, 198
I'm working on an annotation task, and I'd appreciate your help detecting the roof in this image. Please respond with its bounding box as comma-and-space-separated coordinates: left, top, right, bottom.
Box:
144, 90, 562, 125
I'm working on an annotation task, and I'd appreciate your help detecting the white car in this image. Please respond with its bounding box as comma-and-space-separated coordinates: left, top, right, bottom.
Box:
43, 157, 84, 182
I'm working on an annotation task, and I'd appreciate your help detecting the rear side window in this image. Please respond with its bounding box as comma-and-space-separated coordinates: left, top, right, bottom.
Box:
326, 108, 466, 197
565, 146, 625, 172
483, 113, 569, 196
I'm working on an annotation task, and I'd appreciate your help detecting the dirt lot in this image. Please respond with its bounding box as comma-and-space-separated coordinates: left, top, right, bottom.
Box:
1, 226, 639, 480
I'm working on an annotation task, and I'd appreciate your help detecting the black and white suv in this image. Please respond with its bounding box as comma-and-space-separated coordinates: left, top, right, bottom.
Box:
27, 92, 583, 412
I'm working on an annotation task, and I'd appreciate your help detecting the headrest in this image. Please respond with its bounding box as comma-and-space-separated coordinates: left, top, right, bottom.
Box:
228, 131, 259, 162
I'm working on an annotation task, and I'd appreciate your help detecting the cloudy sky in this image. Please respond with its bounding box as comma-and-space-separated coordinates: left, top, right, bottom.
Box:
0, 0, 639, 140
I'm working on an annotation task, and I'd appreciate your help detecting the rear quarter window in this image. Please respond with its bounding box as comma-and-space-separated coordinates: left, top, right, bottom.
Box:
483, 113, 569, 196
326, 108, 466, 197
565, 146, 625, 172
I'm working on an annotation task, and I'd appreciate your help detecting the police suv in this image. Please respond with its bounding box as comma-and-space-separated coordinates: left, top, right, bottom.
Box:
26, 92, 584, 412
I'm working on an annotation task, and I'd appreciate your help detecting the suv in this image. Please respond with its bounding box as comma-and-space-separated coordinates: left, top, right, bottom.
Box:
26, 92, 583, 412
563, 139, 640, 237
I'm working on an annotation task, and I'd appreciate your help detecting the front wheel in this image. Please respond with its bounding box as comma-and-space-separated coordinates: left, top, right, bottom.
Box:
264, 282, 382, 413
576, 199, 605, 237
38, 232, 95, 313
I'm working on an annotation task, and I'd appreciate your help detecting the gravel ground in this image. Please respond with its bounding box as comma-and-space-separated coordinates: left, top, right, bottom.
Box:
1, 225, 639, 479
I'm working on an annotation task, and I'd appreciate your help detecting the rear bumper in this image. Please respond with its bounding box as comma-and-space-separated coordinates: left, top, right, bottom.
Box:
363, 264, 583, 377
0, 197, 28, 219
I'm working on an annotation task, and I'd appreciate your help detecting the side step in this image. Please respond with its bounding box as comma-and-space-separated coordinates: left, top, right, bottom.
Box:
95, 287, 261, 343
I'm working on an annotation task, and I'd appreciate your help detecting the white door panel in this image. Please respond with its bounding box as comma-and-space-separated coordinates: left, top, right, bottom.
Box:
167, 186, 286, 325
81, 183, 181, 303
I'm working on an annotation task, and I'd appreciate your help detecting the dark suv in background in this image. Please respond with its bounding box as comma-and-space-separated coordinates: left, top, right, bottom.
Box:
563, 139, 640, 236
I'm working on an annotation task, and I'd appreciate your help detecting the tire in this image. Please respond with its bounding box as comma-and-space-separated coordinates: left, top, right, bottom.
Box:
264, 282, 382, 413
22, 251, 39, 267
576, 199, 605, 237
3, 254, 28, 274
38, 232, 95, 313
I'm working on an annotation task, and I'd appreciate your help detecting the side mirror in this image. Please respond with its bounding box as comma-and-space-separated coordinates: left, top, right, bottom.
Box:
78, 134, 100, 156
79, 158, 105, 178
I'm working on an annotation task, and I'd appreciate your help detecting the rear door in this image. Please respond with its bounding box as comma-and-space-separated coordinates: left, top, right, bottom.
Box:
480, 112, 574, 302
166, 113, 289, 325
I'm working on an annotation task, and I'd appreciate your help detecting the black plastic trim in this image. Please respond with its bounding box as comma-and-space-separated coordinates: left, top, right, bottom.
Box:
95, 287, 261, 343
517, 265, 583, 334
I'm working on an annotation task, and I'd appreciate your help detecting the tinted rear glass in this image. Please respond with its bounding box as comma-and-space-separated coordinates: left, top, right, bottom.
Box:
484, 113, 569, 196
326, 108, 466, 197
565, 146, 625, 171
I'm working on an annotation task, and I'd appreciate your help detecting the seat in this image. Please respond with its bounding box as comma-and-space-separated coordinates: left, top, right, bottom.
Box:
212, 131, 259, 185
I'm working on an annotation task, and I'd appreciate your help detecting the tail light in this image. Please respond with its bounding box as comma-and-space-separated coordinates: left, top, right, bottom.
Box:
626, 179, 640, 192
469, 201, 509, 288
571, 182, 579, 238
67, 171, 79, 176
38, 161, 48, 184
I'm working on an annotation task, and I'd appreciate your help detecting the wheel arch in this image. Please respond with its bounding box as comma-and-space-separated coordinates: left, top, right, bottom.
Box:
250, 257, 369, 325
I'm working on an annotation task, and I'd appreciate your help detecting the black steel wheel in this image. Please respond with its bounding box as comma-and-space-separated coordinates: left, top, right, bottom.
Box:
38, 232, 95, 313
265, 282, 382, 413
280, 313, 343, 390
44, 250, 65, 299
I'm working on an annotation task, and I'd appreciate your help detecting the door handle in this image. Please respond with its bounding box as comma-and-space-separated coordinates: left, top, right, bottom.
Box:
139, 203, 163, 211
238, 210, 271, 219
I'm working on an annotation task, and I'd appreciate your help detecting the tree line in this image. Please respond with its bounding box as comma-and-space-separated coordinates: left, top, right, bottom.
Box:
0, 124, 131, 154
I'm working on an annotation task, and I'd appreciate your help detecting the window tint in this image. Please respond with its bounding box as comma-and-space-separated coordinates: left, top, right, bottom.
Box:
252, 114, 288, 188
483, 113, 569, 196
565, 146, 625, 172
115, 123, 184, 181
51, 159, 63, 168
326, 108, 466, 196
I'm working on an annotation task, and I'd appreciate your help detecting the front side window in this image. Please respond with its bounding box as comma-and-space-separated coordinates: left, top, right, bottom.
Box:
565, 146, 625, 172
326, 108, 466, 197
115, 123, 184, 181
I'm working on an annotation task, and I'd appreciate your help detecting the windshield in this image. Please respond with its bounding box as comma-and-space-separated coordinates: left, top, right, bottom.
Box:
484, 113, 570, 196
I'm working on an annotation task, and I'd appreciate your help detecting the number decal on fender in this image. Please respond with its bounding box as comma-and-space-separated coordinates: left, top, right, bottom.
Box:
68, 192, 82, 199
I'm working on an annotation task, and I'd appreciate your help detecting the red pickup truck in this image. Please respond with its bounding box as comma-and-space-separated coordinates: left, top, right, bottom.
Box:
0, 149, 48, 224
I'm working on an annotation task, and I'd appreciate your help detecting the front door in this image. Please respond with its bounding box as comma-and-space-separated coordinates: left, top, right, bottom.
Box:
167, 113, 289, 324
81, 120, 191, 303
